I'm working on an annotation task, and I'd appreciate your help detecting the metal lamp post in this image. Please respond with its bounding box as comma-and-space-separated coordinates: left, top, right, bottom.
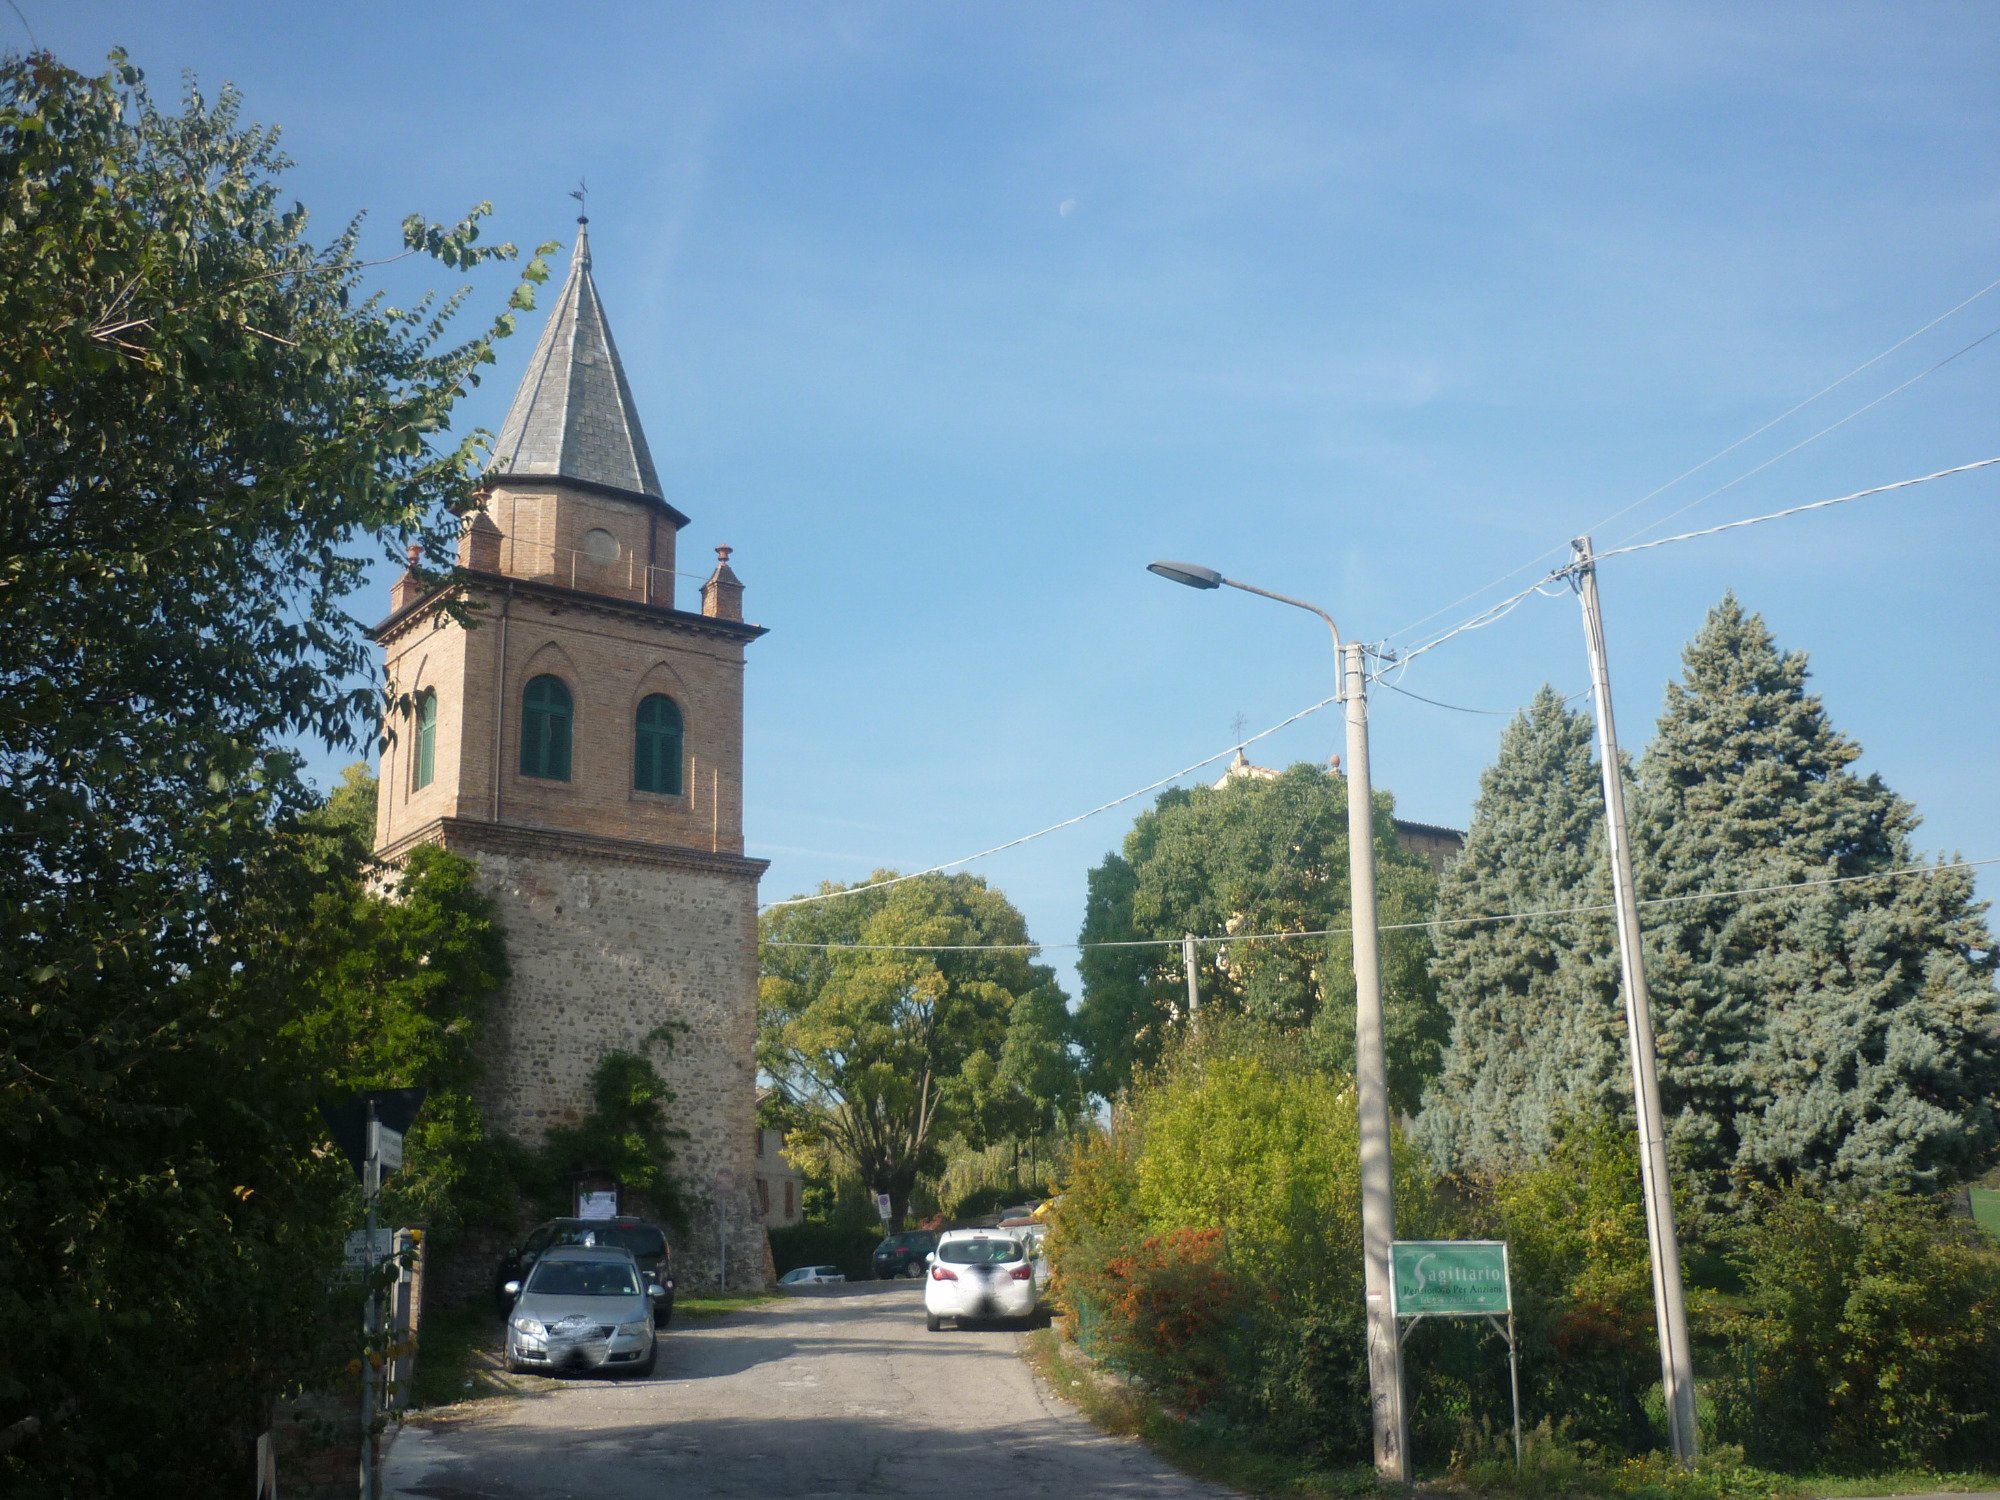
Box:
1147, 560, 1409, 1479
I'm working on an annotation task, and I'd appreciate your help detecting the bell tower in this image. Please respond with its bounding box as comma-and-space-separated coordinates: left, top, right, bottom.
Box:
369, 218, 769, 1289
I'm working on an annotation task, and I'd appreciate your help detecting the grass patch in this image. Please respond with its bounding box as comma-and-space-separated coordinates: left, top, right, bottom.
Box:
674, 1290, 786, 1321
1022, 1330, 1998, 1500
409, 1303, 516, 1409
1796, 1475, 2000, 1497
1023, 1328, 1382, 1498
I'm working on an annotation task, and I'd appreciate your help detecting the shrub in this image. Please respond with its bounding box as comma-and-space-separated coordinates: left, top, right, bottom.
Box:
1091, 1227, 1242, 1414
1710, 1185, 2000, 1470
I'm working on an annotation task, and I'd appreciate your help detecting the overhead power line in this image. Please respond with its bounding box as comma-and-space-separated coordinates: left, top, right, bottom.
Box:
756, 689, 1342, 912
1377, 271, 2000, 653
761, 857, 1998, 952
1580, 456, 2000, 567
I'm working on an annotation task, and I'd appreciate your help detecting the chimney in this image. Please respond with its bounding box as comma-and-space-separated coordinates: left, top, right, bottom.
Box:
702, 545, 745, 622
390, 543, 428, 613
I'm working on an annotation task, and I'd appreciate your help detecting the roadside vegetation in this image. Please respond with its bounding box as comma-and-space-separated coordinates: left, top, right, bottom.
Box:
1046, 599, 2000, 1490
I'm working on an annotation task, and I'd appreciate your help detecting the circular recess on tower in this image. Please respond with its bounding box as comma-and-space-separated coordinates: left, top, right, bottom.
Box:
582, 528, 619, 566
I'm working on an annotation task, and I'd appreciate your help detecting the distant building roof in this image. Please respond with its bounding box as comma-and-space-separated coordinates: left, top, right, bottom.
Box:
1209, 750, 1464, 869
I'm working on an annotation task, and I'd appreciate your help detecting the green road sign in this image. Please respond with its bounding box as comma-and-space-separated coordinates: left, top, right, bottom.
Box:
1392, 1240, 1511, 1317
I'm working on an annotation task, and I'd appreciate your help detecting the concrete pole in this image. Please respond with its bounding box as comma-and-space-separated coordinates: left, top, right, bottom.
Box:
1571, 536, 1700, 1466
360, 1103, 379, 1500
1143, 561, 1407, 1476
1344, 640, 1408, 1480
1182, 933, 1200, 1017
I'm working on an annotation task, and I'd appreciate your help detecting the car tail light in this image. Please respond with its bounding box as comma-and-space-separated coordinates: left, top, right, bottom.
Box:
1009, 1265, 1032, 1281
930, 1266, 957, 1281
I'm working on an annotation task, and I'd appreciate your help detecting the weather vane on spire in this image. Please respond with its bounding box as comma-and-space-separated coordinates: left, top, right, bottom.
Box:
570, 178, 589, 224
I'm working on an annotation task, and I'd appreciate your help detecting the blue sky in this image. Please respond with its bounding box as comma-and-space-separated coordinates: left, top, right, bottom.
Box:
43, 3, 2000, 990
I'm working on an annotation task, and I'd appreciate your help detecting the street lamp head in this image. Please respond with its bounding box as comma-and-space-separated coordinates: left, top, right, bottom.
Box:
1147, 559, 1223, 590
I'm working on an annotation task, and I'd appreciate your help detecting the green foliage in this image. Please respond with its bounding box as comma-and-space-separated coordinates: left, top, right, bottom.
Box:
758, 871, 1081, 1230
1050, 1017, 1438, 1461
1073, 764, 1444, 1109
1634, 597, 2000, 1204
534, 1044, 689, 1231
285, 821, 510, 1241
1708, 1186, 2000, 1470
1419, 688, 1627, 1172
1478, 1116, 1661, 1453
0, 53, 542, 1493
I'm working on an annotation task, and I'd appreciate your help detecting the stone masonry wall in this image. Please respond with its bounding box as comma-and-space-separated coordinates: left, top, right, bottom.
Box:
451, 828, 768, 1292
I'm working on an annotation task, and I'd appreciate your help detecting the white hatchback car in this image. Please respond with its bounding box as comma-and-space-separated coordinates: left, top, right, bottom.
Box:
923, 1229, 1037, 1331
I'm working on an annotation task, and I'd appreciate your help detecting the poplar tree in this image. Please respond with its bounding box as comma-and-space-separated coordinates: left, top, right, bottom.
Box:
1634, 596, 2000, 1201
1417, 687, 1625, 1173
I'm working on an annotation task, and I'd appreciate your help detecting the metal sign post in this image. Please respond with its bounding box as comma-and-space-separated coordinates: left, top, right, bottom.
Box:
713, 1168, 736, 1293
1391, 1240, 1522, 1470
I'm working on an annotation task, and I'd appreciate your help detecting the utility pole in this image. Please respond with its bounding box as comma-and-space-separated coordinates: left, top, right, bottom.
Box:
1571, 536, 1699, 1467
1146, 559, 1407, 1480
1344, 639, 1408, 1480
1182, 933, 1200, 1017
360, 1100, 380, 1500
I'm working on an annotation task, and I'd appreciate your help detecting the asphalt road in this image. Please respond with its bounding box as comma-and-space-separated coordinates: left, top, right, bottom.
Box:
384, 1278, 1236, 1499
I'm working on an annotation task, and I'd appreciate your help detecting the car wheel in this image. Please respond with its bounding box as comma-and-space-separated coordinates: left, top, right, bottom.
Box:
905, 1261, 922, 1280
925, 1311, 942, 1332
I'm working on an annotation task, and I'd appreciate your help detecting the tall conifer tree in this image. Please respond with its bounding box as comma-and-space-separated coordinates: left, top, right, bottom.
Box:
1418, 687, 1625, 1172
1634, 597, 2000, 1200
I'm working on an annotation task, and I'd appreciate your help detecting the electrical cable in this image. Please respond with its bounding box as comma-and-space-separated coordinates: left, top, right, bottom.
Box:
756, 689, 1342, 912
1577, 456, 2000, 568
1375, 273, 2000, 653
1610, 322, 2000, 549
760, 856, 1998, 952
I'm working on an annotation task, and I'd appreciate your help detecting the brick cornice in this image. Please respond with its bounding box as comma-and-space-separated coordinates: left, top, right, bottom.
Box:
367, 571, 768, 649
379, 815, 771, 880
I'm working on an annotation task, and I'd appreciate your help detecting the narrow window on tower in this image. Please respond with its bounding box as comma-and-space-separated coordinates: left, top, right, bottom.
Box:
633, 693, 684, 795
412, 690, 438, 792
520, 674, 573, 781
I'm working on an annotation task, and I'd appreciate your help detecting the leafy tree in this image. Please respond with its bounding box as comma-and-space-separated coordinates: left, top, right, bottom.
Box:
1074, 763, 1444, 1109
282, 773, 510, 1240
0, 53, 543, 1492
758, 872, 1078, 1229
1418, 688, 1626, 1172
1634, 597, 2000, 1202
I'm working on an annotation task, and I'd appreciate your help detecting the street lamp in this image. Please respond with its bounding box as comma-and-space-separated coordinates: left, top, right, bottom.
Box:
1148, 560, 1409, 1480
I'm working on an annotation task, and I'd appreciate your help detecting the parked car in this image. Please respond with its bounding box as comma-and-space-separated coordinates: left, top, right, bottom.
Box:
777, 1265, 846, 1286
502, 1245, 664, 1378
871, 1229, 938, 1280
923, 1228, 1036, 1331
495, 1216, 676, 1326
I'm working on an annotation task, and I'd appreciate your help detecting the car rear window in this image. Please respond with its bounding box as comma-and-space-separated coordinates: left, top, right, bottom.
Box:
558, 1225, 665, 1260
938, 1238, 1025, 1266
528, 1259, 640, 1297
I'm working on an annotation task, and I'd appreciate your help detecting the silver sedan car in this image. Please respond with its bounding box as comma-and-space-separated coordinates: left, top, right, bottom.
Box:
503, 1245, 663, 1377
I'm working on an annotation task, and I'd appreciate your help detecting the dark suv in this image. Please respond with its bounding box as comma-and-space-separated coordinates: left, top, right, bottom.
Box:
872, 1230, 939, 1280
496, 1217, 676, 1325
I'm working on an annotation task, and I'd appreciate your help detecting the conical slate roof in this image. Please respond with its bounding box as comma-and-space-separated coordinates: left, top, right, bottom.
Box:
489, 220, 665, 502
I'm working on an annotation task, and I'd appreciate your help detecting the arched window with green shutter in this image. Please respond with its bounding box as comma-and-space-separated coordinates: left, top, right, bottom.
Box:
520, 674, 573, 781
633, 694, 684, 795
412, 690, 437, 791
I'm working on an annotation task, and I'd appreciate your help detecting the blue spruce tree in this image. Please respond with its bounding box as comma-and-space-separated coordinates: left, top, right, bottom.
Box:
1419, 687, 1626, 1173
1634, 596, 2000, 1201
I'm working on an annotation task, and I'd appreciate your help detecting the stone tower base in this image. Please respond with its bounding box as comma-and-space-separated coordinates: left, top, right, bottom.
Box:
403, 817, 770, 1291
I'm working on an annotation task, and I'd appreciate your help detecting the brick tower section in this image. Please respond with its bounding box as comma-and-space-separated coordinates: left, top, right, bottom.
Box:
368, 220, 770, 1290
